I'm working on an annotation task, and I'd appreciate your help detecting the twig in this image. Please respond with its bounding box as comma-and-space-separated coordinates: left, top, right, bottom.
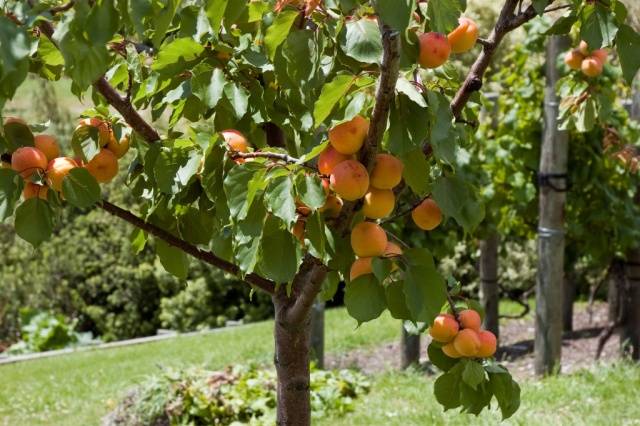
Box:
595, 319, 621, 360
544, 4, 571, 13
50, 1, 75, 14
381, 195, 429, 224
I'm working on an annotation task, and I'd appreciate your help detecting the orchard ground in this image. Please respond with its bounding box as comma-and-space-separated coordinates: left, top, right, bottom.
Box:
1, 301, 637, 426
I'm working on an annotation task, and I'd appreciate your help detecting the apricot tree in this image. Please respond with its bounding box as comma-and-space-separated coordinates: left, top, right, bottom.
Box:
0, 0, 639, 424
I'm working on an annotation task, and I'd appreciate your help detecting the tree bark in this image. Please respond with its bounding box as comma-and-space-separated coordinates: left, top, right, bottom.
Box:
535, 35, 570, 376
479, 233, 500, 338
401, 325, 421, 369
608, 259, 624, 323
309, 298, 325, 369
562, 274, 575, 332
273, 293, 312, 426
622, 250, 640, 359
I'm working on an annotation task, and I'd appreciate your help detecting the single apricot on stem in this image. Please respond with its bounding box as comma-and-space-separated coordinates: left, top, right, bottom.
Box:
86, 149, 119, 183
350, 257, 373, 281
46, 157, 78, 191
23, 182, 48, 200
418, 32, 451, 69
319, 194, 343, 218
370, 153, 404, 189
362, 187, 395, 219
564, 49, 584, 70
477, 330, 497, 358
34, 135, 60, 162
447, 17, 479, 54
578, 40, 589, 55
330, 159, 369, 201
318, 145, 352, 175
429, 313, 460, 343
453, 328, 481, 357
592, 48, 608, 65
411, 198, 442, 231
383, 241, 403, 258
442, 342, 462, 358
221, 129, 250, 153
458, 309, 482, 331
581, 57, 603, 77
328, 115, 370, 155
11, 147, 48, 179
350, 221, 388, 257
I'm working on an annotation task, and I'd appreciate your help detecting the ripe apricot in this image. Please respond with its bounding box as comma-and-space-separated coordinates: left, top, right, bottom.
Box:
86, 149, 119, 183
77, 117, 111, 145
418, 32, 451, 69
581, 57, 603, 77
447, 17, 479, 54
321, 178, 331, 194
23, 182, 48, 200
592, 48, 608, 65
46, 157, 78, 191
477, 330, 497, 358
330, 160, 369, 201
429, 313, 460, 343
328, 115, 369, 155
362, 187, 395, 219
442, 342, 462, 358
458, 309, 482, 331
11, 147, 48, 179
453, 328, 481, 357
383, 241, 403, 258
350, 257, 373, 281
578, 40, 589, 55
34, 135, 61, 162
350, 221, 387, 257
318, 146, 352, 175
411, 198, 442, 231
106, 134, 130, 159
320, 194, 343, 218
221, 129, 250, 153
564, 49, 584, 70
370, 154, 403, 189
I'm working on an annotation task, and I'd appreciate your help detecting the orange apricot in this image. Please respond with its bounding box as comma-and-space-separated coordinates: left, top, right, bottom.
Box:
447, 17, 479, 54
578, 40, 589, 55
592, 48, 608, 65
320, 194, 343, 218
429, 313, 460, 343
418, 32, 451, 69
11, 147, 48, 179
86, 149, 119, 183
318, 145, 352, 175
330, 160, 369, 201
34, 135, 60, 162
477, 330, 497, 358
350, 221, 388, 257
370, 153, 403, 189
453, 328, 481, 357
581, 57, 603, 77
442, 342, 462, 358
23, 182, 48, 200
221, 129, 250, 153
564, 49, 584, 70
458, 309, 482, 331
383, 241, 403, 258
362, 187, 395, 219
350, 257, 373, 281
106, 134, 130, 159
46, 157, 78, 191
411, 198, 442, 231
328, 115, 369, 155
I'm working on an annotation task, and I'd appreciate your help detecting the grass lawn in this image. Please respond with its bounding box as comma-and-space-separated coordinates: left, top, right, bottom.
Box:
0, 300, 614, 426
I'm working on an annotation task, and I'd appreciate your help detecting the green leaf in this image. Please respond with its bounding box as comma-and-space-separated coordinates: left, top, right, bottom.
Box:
0, 16, 30, 98
259, 228, 300, 284
427, 91, 456, 164
546, 13, 577, 35
3, 121, 34, 151
265, 10, 299, 60
296, 174, 326, 210
313, 74, 356, 126
375, 0, 415, 33
403, 257, 447, 323
0, 169, 22, 221
130, 228, 147, 254
460, 381, 493, 415
426, 0, 465, 33
400, 149, 430, 196
320, 271, 340, 301
155, 239, 189, 279
396, 77, 427, 107
462, 360, 486, 390
432, 175, 485, 233
61, 168, 101, 208
372, 257, 392, 283
580, 4, 618, 49
206, 0, 229, 33
223, 82, 250, 119
265, 175, 297, 226
388, 94, 428, 155
434, 362, 464, 410
179, 207, 214, 246
489, 372, 521, 420
531, 0, 547, 15
344, 274, 387, 324
224, 165, 266, 221
152, 38, 204, 74
86, 0, 120, 45
616, 25, 640, 85
385, 281, 412, 320
192, 68, 227, 109
341, 18, 383, 64
427, 343, 459, 372
14, 199, 53, 247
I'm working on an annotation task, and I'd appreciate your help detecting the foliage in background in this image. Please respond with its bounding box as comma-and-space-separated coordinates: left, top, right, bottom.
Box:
104, 364, 369, 426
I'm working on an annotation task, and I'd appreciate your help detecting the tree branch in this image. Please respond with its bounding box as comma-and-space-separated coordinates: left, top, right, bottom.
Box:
99, 200, 276, 295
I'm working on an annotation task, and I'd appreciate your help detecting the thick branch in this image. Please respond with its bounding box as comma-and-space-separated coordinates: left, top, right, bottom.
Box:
100, 200, 276, 295
284, 256, 328, 325
450, 1, 552, 119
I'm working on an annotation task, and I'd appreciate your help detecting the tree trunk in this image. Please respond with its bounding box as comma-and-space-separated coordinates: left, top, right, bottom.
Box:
562, 274, 575, 332
401, 325, 421, 369
608, 259, 624, 322
479, 233, 500, 338
535, 35, 570, 376
273, 295, 312, 425
623, 247, 640, 360
309, 298, 325, 369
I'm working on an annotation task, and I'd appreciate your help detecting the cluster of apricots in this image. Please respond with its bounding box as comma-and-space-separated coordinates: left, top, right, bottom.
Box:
429, 309, 497, 359
418, 17, 479, 69
564, 41, 608, 78
3, 117, 129, 201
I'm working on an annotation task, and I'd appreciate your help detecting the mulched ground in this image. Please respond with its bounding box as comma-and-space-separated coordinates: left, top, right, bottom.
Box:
326, 302, 621, 379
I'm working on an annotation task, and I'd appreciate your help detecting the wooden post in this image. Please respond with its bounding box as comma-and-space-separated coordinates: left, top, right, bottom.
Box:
401, 325, 421, 369
309, 298, 325, 369
535, 35, 570, 376
479, 233, 500, 338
